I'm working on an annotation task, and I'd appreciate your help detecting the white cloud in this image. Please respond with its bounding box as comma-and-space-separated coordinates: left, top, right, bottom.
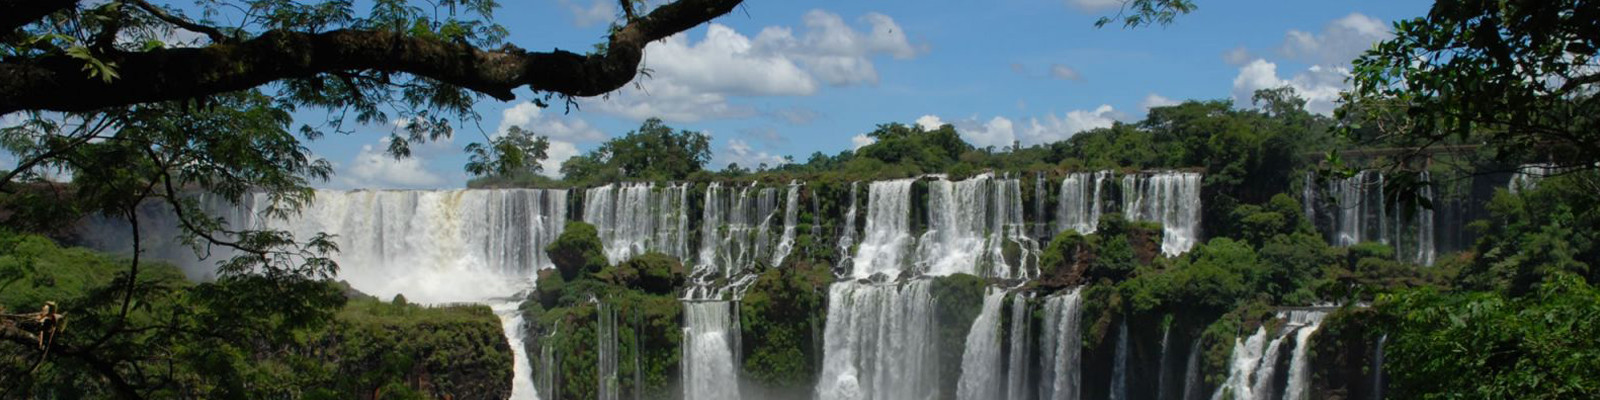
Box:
1019, 105, 1121, 144
1049, 64, 1082, 81
1278, 13, 1389, 67
1222, 46, 1253, 66
939, 105, 1122, 148
719, 138, 789, 169
740, 127, 787, 145
339, 138, 447, 188
560, 0, 616, 27
496, 101, 608, 177
1231, 59, 1349, 115
851, 134, 876, 150
766, 107, 821, 125
956, 116, 1018, 148
1140, 93, 1180, 111
1065, 0, 1124, 12
915, 114, 946, 131
585, 10, 922, 123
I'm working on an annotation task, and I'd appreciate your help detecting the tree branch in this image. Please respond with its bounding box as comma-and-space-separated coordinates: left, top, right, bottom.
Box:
0, 0, 81, 33
0, 0, 744, 114
127, 0, 229, 44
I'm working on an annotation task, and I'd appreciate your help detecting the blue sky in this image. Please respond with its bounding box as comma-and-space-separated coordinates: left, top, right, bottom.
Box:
3, 1, 1435, 188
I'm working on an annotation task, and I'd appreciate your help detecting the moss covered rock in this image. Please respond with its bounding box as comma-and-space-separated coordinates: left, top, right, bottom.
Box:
547, 221, 608, 281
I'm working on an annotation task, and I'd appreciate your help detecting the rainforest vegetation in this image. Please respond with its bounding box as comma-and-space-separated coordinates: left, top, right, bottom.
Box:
2, 0, 1598, 399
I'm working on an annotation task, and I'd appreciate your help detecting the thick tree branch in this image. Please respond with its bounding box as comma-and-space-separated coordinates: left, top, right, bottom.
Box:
0, 0, 744, 114
0, 0, 81, 33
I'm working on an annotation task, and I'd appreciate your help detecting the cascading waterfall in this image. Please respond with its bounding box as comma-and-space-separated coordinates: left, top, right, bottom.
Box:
682, 301, 741, 400
694, 182, 783, 285
1006, 293, 1034, 400
957, 288, 1010, 400
1282, 311, 1327, 400
772, 181, 802, 268
1509, 163, 1554, 193
1057, 171, 1112, 235
1373, 334, 1387, 400
1181, 338, 1203, 400
493, 302, 539, 400
1122, 172, 1203, 256
1210, 311, 1327, 400
582, 183, 690, 265
597, 302, 620, 400
1212, 327, 1270, 400
849, 179, 916, 279
1325, 171, 1436, 265
815, 280, 939, 400
918, 174, 1039, 279
837, 182, 861, 273
1034, 172, 1050, 240
1039, 289, 1085, 400
1111, 322, 1130, 400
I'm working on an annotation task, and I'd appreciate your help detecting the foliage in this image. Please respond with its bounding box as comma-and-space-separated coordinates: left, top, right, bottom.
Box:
853, 122, 974, 173
739, 262, 832, 395
560, 118, 713, 185
465, 125, 552, 178
930, 273, 987, 397
1345, 0, 1600, 174
547, 221, 609, 281
1375, 272, 1600, 399
599, 252, 686, 295
1460, 172, 1600, 295
0, 231, 507, 398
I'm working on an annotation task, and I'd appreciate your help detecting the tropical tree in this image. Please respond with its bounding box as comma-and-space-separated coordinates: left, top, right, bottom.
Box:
1344, 0, 1600, 173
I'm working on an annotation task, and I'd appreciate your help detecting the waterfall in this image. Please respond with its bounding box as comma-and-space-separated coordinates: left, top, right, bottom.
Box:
1006, 293, 1034, 400
1034, 172, 1049, 240
1181, 338, 1203, 400
1110, 322, 1130, 400
918, 174, 1039, 279
849, 179, 916, 279
598, 303, 620, 400
1122, 172, 1203, 256
1157, 324, 1172, 400
582, 183, 690, 265
1325, 171, 1436, 265
1509, 163, 1554, 193
1373, 334, 1387, 400
1057, 171, 1111, 235
1282, 311, 1327, 400
494, 302, 539, 400
682, 301, 740, 400
815, 280, 939, 400
693, 182, 783, 294
772, 181, 802, 268
1039, 289, 1084, 400
1212, 327, 1269, 400
957, 288, 1010, 400
837, 182, 861, 274
1211, 311, 1322, 400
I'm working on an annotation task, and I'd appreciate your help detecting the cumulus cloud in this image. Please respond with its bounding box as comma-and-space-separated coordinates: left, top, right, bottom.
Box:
1064, 0, 1124, 12
585, 10, 922, 123
1224, 13, 1391, 116
1231, 59, 1349, 115
1049, 64, 1083, 81
915, 114, 947, 131
1222, 46, 1253, 66
1278, 13, 1389, 67
719, 138, 789, 169
930, 105, 1122, 149
1140, 93, 1180, 111
339, 138, 447, 188
851, 134, 876, 150
496, 101, 608, 176
560, 0, 616, 27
